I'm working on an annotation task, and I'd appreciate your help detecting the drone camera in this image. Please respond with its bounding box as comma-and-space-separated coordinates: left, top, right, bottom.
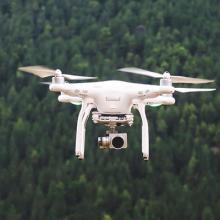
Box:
98, 133, 127, 149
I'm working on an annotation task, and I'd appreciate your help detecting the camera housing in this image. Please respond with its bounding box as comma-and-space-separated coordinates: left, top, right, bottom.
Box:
98, 133, 127, 149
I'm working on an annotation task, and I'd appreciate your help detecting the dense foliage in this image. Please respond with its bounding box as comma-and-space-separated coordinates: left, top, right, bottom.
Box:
0, 0, 220, 219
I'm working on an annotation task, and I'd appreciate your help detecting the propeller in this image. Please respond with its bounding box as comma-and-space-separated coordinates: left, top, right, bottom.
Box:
118, 67, 214, 84
174, 88, 216, 93
18, 66, 97, 80
147, 87, 216, 107
39, 82, 52, 85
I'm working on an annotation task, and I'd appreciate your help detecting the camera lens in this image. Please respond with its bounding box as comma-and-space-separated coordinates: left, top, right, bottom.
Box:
112, 136, 124, 148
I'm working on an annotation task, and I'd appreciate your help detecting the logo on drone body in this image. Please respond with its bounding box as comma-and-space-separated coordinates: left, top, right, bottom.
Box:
106, 96, 120, 101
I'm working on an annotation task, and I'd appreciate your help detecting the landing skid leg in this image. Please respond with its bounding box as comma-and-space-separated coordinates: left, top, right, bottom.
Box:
75, 102, 94, 159
137, 103, 149, 160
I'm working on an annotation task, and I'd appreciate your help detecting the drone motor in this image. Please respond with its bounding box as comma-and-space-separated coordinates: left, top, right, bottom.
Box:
52, 76, 65, 84
160, 72, 172, 87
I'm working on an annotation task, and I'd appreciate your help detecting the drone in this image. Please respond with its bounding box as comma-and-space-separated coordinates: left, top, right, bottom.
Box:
18, 66, 215, 160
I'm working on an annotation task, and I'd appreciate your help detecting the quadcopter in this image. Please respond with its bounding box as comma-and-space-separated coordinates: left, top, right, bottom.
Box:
18, 66, 215, 160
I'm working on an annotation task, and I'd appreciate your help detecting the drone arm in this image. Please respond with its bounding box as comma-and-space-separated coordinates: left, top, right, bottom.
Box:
49, 83, 85, 97
136, 103, 149, 160
75, 101, 94, 159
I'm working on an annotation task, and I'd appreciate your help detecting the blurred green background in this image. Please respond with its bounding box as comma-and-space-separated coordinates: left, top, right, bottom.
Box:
0, 0, 220, 219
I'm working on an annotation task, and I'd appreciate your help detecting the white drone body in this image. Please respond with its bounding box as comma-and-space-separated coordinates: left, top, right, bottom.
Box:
19, 66, 215, 160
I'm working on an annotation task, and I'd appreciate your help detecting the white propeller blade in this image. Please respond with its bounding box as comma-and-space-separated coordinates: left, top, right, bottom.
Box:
63, 74, 97, 80
119, 67, 214, 84
18, 65, 97, 80
18, 66, 55, 78
171, 76, 214, 84
118, 67, 162, 78
175, 88, 216, 93
39, 82, 52, 85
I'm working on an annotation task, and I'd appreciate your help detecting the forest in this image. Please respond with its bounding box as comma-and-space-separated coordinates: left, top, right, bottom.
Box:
0, 0, 220, 219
